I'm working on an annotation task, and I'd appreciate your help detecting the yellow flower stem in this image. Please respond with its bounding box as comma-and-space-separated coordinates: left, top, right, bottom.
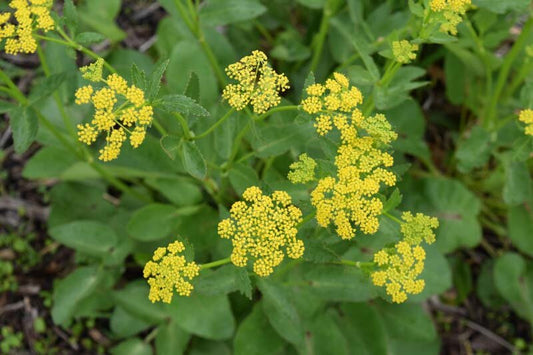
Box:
384, 211, 403, 225
191, 107, 235, 140
36, 42, 76, 138
310, 2, 334, 73
255, 105, 300, 121
485, 16, 533, 130
199, 257, 231, 270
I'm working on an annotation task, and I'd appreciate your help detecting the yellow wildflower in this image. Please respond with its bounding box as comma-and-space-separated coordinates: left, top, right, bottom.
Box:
288, 153, 317, 184
75, 71, 154, 161
143, 240, 200, 303
392, 40, 419, 64
1, 0, 54, 55
80, 58, 105, 82
218, 186, 304, 277
518, 109, 533, 136
429, 0, 471, 35
371, 241, 426, 303
400, 212, 439, 245
222, 50, 290, 114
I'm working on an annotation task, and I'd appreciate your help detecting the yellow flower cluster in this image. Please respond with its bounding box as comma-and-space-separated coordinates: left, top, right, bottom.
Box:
303, 73, 398, 239
288, 153, 317, 184
371, 241, 426, 303
143, 241, 200, 303
429, 0, 471, 35
392, 40, 419, 64
0, 0, 54, 55
400, 211, 439, 245
217, 186, 304, 277
74, 64, 153, 161
518, 109, 533, 136
222, 50, 290, 114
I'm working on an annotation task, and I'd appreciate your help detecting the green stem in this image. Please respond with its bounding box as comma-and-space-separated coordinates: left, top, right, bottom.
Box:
337, 260, 374, 268
484, 16, 533, 129
507, 59, 533, 99
256, 105, 300, 121
0, 70, 27, 103
199, 257, 231, 270
254, 20, 274, 44
89, 161, 151, 203
152, 118, 167, 136
384, 211, 403, 225
192, 108, 235, 140
173, 112, 193, 139
297, 211, 316, 227
310, 5, 333, 73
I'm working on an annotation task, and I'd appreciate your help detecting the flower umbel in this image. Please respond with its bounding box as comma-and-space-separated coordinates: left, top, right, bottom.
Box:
371, 241, 426, 303
429, 0, 471, 35
218, 186, 304, 277
518, 109, 533, 136
1, 0, 54, 55
222, 50, 290, 114
143, 240, 200, 303
288, 153, 317, 184
74, 66, 154, 161
400, 212, 439, 245
392, 40, 419, 64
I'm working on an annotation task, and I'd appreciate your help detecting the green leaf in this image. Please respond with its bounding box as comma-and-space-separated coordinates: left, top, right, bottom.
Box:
22, 146, 77, 179
450, 256, 473, 304
145, 177, 203, 207
494, 253, 533, 323
155, 320, 191, 355
28, 72, 69, 105
127, 204, 179, 241
49, 220, 118, 258
200, 0, 267, 26
228, 163, 260, 195
306, 312, 349, 355
296, 0, 326, 8
508, 202, 533, 257
131, 64, 147, 92
407, 244, 452, 302
473, 0, 531, 13
110, 338, 152, 355
110, 307, 151, 339
377, 302, 438, 342
113, 281, 168, 324
10, 107, 38, 154
63, 0, 78, 35
251, 122, 313, 158
195, 265, 252, 297
257, 279, 304, 347
181, 141, 207, 180
476, 260, 506, 308
234, 305, 286, 355
0, 100, 16, 113
160, 135, 182, 160
166, 294, 235, 340
75, 32, 106, 46
51, 266, 105, 326
503, 160, 532, 206
156, 94, 210, 117
301, 265, 377, 302
337, 303, 388, 355
184, 72, 201, 102
383, 188, 402, 213
147, 59, 170, 101
456, 126, 493, 173
79, 0, 126, 41
444, 51, 466, 105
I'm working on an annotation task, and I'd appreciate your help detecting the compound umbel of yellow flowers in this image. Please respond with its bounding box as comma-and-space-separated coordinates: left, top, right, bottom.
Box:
303, 73, 397, 239
518, 109, 533, 136
143, 241, 200, 303
371, 241, 426, 303
288, 153, 317, 184
0, 0, 54, 55
392, 40, 419, 64
75, 59, 153, 161
429, 0, 471, 35
218, 186, 304, 277
222, 50, 290, 114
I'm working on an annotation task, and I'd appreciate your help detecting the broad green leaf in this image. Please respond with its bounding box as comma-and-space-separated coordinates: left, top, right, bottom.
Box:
22, 146, 77, 179
444, 51, 466, 105
296, 0, 326, 8
147, 59, 170, 101
110, 307, 151, 339
131, 64, 147, 92
301, 264, 377, 302
160, 135, 182, 160
49, 220, 118, 258
494, 253, 533, 323
110, 338, 152, 355
184, 72, 200, 102
75, 32, 106, 46
251, 122, 313, 158
476, 260, 506, 309
155, 320, 191, 355
508, 202, 533, 257
377, 302, 438, 342
113, 281, 168, 324
0, 100, 17, 113
234, 304, 286, 355
51, 266, 105, 326
456, 126, 493, 173
449, 256, 473, 304
503, 160, 532, 206
29, 72, 69, 105
200, 0, 267, 26
195, 265, 252, 298
473, 0, 530, 13
79, 0, 126, 41
167, 294, 235, 340
127, 204, 179, 241
383, 188, 402, 213
145, 177, 203, 207
181, 141, 207, 179
337, 303, 388, 355
306, 312, 349, 355
10, 107, 38, 154
156, 94, 210, 117
228, 163, 260, 195
257, 279, 304, 347
63, 0, 78, 35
